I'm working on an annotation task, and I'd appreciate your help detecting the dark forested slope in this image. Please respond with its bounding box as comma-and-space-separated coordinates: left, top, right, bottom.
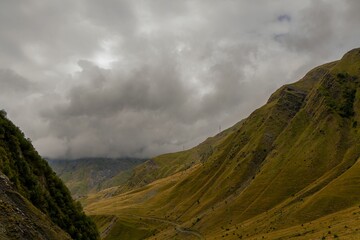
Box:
0, 110, 99, 240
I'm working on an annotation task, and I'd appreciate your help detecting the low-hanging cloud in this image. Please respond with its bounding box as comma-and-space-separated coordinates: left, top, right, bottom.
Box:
1, 0, 360, 158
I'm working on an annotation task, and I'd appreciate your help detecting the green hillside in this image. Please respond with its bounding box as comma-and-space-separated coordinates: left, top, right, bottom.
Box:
95, 120, 245, 197
48, 158, 147, 197
0, 111, 100, 239
84, 48, 360, 239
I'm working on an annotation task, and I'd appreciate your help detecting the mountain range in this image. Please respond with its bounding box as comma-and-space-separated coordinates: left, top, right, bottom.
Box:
48, 158, 147, 198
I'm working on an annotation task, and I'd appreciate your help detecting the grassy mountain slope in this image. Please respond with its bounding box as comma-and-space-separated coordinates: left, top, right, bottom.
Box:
96, 120, 244, 197
0, 111, 100, 239
84, 48, 360, 239
48, 158, 147, 197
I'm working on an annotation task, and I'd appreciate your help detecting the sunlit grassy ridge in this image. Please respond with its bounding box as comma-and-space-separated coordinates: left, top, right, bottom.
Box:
85, 48, 360, 239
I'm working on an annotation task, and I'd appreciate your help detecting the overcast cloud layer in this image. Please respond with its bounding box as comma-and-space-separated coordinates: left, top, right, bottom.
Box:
0, 0, 359, 159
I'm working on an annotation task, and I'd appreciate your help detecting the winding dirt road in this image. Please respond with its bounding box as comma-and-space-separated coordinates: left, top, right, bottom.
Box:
124, 214, 204, 239
143, 216, 204, 239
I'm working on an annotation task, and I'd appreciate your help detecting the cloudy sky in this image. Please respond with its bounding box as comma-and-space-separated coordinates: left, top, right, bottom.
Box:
0, 0, 359, 159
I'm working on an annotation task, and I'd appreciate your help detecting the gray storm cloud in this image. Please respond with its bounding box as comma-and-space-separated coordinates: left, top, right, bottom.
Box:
0, 0, 359, 158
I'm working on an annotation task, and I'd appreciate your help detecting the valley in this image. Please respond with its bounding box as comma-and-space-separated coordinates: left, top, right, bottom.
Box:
67, 49, 360, 239
0, 48, 359, 240
2, 2, 360, 240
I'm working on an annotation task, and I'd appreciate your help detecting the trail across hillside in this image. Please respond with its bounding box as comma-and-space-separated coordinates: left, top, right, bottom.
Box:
126, 214, 204, 239
100, 216, 118, 239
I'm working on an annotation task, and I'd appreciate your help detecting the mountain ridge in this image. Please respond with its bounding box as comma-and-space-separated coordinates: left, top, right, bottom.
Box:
48, 157, 147, 197
84, 48, 360, 239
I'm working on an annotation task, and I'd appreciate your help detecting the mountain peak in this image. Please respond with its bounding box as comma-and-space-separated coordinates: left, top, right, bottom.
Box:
334, 47, 360, 75
342, 47, 360, 59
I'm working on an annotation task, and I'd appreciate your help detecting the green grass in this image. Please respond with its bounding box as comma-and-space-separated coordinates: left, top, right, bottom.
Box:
91, 215, 156, 240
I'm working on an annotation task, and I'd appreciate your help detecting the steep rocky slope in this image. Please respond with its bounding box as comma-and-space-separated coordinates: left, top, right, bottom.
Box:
85, 48, 360, 239
0, 172, 71, 240
0, 111, 99, 239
